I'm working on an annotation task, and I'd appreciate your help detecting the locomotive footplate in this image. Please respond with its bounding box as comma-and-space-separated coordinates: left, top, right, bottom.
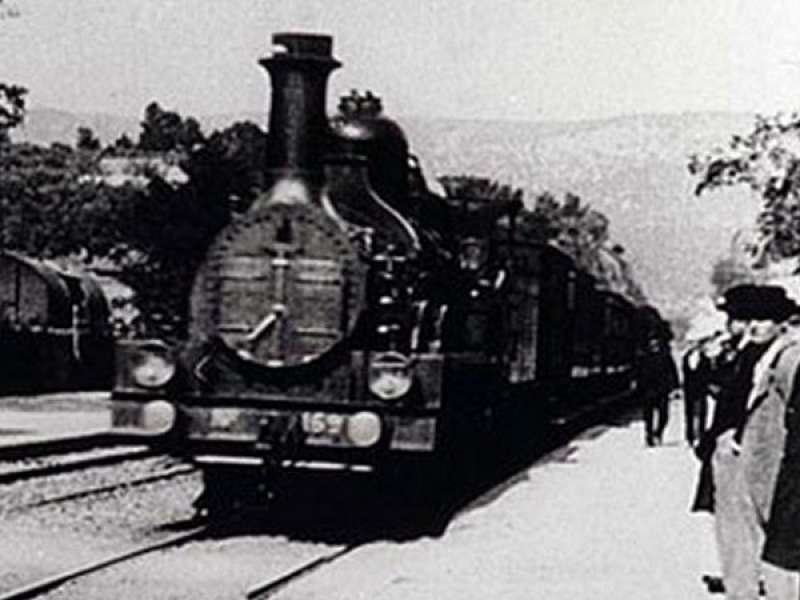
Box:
182, 401, 439, 472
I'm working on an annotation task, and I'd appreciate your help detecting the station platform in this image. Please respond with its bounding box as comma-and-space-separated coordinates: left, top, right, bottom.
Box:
0, 392, 111, 447
273, 401, 721, 600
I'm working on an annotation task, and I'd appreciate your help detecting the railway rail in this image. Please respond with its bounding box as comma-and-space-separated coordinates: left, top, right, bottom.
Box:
4, 463, 196, 513
245, 545, 359, 599
0, 503, 365, 600
0, 531, 365, 600
0, 431, 134, 462
0, 522, 212, 600
0, 443, 156, 485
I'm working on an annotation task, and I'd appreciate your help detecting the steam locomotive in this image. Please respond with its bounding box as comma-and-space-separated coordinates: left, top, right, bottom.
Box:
110, 33, 638, 508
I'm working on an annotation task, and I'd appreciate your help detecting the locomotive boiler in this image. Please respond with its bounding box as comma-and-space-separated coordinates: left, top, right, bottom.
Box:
110, 33, 638, 510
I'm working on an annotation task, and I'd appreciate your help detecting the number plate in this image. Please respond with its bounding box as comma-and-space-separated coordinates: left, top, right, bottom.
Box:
301, 411, 348, 446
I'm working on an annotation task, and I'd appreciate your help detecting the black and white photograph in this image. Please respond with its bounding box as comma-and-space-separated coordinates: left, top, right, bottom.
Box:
2, 1, 800, 598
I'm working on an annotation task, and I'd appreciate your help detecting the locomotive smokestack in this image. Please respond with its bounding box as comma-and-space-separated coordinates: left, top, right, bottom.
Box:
260, 33, 341, 179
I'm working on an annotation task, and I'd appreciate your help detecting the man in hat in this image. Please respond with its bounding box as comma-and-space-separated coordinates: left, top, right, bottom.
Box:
741, 288, 800, 599
691, 284, 754, 514
704, 285, 798, 600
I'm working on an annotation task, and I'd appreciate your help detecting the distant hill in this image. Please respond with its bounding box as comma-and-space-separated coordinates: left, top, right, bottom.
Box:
399, 112, 761, 316
12, 108, 763, 316
12, 108, 140, 147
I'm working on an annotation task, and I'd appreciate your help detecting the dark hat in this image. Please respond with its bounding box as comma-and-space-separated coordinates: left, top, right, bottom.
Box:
716, 284, 758, 319
717, 284, 798, 321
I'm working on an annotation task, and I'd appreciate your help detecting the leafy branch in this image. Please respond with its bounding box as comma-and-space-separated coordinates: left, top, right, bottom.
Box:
690, 111, 800, 261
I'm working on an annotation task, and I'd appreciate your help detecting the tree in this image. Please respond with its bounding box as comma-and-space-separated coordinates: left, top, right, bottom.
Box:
138, 102, 205, 153
0, 99, 273, 340
0, 83, 27, 143
76, 126, 101, 152
689, 111, 800, 265
109, 118, 268, 338
437, 177, 647, 303
99, 132, 138, 158
0, 1, 22, 19
438, 176, 524, 233
0, 139, 130, 258
177, 117, 204, 151
190, 120, 268, 211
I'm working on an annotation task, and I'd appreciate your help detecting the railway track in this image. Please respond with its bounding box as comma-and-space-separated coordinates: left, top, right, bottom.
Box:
0, 446, 155, 485
4, 463, 197, 513
0, 533, 364, 600
0, 522, 213, 600
0, 433, 159, 485
245, 545, 360, 599
0, 502, 365, 600
0, 432, 138, 462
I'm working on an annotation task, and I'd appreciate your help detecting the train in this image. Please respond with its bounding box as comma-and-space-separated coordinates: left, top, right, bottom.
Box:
110, 33, 643, 511
0, 251, 114, 392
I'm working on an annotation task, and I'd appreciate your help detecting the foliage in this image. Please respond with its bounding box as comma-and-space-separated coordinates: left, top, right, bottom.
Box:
437, 175, 524, 236
438, 176, 523, 205
0, 83, 27, 143
0, 1, 21, 19
107, 134, 135, 155
437, 176, 646, 303
191, 121, 269, 211
689, 111, 800, 263
110, 113, 268, 338
138, 102, 204, 153
76, 126, 101, 152
0, 142, 115, 257
0, 99, 269, 340
535, 192, 645, 303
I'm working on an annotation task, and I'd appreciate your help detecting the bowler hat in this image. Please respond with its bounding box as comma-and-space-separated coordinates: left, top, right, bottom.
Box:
718, 284, 798, 321
716, 284, 759, 319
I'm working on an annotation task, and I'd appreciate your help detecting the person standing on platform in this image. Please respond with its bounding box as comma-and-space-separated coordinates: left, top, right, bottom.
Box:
690, 285, 759, 595
682, 337, 713, 446
636, 308, 680, 447
751, 308, 800, 599
701, 285, 798, 600
691, 285, 753, 515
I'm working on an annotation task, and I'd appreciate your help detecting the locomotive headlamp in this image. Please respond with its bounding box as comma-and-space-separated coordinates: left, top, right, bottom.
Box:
368, 352, 413, 400
345, 411, 382, 447
141, 400, 177, 434
130, 342, 176, 389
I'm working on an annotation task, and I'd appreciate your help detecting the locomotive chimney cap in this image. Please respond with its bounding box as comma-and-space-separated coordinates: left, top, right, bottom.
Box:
271, 33, 335, 59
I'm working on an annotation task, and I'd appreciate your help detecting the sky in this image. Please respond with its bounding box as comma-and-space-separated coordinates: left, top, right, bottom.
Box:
3, 0, 800, 122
